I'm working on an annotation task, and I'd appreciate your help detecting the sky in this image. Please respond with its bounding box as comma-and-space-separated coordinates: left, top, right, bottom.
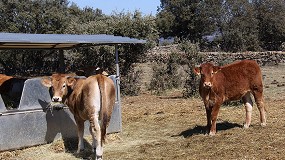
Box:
69, 0, 161, 15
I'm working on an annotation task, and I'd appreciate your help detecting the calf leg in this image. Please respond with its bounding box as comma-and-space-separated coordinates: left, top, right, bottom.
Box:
89, 125, 96, 151
75, 118, 85, 153
209, 101, 222, 136
205, 107, 212, 133
90, 113, 103, 160
203, 98, 212, 134
242, 92, 253, 128
252, 90, 266, 127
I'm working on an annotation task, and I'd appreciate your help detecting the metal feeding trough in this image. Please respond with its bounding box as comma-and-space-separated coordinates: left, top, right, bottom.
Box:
0, 32, 146, 151
0, 75, 121, 151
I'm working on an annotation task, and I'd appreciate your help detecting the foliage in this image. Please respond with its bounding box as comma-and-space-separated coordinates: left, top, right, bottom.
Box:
157, 0, 216, 41
254, 0, 285, 50
178, 41, 203, 97
148, 52, 184, 95
120, 66, 143, 96
148, 42, 202, 96
149, 63, 168, 95
0, 1, 158, 77
157, 0, 285, 52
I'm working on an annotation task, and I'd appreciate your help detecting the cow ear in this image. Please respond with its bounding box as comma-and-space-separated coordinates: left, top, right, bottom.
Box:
213, 66, 221, 74
193, 67, 201, 75
66, 77, 76, 87
41, 77, 52, 88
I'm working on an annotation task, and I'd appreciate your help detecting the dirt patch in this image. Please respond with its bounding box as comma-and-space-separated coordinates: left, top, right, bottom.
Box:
1, 65, 285, 159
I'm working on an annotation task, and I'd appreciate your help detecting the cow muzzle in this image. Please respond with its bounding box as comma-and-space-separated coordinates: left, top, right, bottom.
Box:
47, 96, 65, 111
47, 102, 66, 111
52, 96, 62, 102
203, 82, 212, 88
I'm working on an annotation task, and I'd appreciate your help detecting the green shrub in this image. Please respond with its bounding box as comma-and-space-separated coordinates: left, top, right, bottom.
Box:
120, 66, 143, 96
148, 63, 168, 95
178, 41, 204, 97
148, 51, 185, 95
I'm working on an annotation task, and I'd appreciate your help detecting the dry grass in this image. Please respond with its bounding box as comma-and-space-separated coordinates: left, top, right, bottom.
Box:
1, 65, 285, 160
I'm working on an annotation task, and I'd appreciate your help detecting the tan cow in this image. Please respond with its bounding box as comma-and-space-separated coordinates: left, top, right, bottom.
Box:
41, 73, 115, 159
194, 60, 266, 135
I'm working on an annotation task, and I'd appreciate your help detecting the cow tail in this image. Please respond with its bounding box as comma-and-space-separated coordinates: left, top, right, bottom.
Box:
98, 75, 108, 144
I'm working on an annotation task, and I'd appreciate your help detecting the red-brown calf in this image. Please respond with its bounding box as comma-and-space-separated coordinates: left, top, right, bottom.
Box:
194, 60, 266, 135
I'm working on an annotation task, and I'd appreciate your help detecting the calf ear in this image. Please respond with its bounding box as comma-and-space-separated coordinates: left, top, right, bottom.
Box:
67, 77, 76, 87
41, 77, 52, 88
193, 67, 201, 75
213, 66, 221, 74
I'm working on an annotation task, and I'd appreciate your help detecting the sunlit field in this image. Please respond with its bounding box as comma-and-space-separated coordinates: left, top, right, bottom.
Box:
1, 64, 285, 160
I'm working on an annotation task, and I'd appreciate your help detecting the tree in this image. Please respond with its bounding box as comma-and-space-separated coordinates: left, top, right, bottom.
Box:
219, 0, 261, 52
254, 0, 285, 50
157, 0, 224, 42
0, 0, 158, 77
157, 0, 285, 52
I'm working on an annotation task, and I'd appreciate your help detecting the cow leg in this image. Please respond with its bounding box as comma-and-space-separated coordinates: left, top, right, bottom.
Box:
205, 107, 212, 134
90, 113, 103, 159
203, 97, 212, 134
242, 92, 253, 128
252, 90, 266, 127
89, 125, 96, 151
75, 118, 85, 153
209, 101, 222, 136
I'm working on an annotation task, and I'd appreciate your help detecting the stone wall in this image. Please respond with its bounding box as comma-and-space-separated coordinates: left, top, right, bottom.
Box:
203, 51, 285, 66
147, 45, 285, 66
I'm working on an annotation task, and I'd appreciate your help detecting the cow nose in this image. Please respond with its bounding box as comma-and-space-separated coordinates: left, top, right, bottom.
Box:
203, 82, 212, 88
52, 97, 61, 102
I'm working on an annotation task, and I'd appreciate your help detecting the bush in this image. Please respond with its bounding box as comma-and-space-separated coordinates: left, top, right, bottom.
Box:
178, 41, 204, 97
148, 51, 184, 95
148, 63, 168, 95
147, 41, 204, 96
120, 66, 142, 96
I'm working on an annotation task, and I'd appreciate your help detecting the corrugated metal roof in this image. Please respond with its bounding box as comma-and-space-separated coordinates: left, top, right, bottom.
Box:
0, 32, 146, 49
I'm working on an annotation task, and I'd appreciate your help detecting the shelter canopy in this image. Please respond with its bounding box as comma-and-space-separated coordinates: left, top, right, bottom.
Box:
0, 32, 146, 50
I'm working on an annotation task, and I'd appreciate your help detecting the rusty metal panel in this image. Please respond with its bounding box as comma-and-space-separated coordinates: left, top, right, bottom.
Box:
0, 76, 121, 151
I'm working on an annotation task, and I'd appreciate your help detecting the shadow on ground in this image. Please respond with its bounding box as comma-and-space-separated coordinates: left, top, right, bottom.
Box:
174, 121, 243, 138
62, 138, 95, 159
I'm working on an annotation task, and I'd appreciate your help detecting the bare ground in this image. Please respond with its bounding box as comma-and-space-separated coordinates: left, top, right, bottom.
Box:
1, 65, 285, 160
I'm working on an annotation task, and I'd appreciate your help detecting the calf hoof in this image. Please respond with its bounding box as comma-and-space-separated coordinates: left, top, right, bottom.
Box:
76, 148, 84, 154
96, 155, 102, 160
243, 123, 250, 129
261, 122, 266, 127
209, 131, 216, 136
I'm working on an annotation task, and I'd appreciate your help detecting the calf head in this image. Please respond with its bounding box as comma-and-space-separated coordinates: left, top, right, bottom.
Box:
194, 63, 221, 88
41, 73, 76, 109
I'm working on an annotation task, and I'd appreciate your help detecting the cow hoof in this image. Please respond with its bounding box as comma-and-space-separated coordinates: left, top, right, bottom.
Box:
261, 122, 266, 127
209, 131, 216, 136
243, 124, 250, 129
96, 155, 102, 160
76, 149, 84, 154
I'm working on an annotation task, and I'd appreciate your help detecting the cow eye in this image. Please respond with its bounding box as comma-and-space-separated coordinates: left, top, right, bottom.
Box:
63, 83, 66, 88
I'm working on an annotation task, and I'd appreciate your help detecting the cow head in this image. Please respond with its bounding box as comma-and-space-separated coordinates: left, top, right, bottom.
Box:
41, 73, 76, 109
194, 63, 221, 88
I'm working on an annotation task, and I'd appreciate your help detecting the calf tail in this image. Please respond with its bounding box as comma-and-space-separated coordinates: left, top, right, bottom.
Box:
98, 75, 108, 144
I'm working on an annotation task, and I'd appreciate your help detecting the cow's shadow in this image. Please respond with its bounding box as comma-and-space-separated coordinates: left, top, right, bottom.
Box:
39, 99, 94, 159
174, 121, 242, 138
